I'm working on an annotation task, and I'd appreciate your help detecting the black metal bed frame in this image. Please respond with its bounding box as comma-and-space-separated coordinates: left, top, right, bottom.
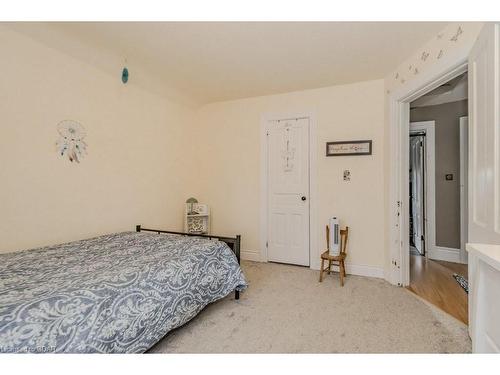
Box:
135, 225, 241, 300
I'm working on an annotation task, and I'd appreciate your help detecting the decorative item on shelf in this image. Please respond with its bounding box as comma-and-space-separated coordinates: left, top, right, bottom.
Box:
184, 199, 210, 234
55, 120, 87, 163
326, 140, 372, 156
186, 197, 198, 215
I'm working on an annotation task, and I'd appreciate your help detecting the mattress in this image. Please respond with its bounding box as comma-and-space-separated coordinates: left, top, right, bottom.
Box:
0, 231, 247, 353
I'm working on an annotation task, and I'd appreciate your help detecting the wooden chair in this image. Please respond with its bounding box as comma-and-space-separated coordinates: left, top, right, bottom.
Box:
319, 225, 349, 286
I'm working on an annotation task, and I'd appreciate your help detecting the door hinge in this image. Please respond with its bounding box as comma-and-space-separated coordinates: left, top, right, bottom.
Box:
266, 241, 268, 248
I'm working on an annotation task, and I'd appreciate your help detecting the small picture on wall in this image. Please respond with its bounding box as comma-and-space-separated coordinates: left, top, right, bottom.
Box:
326, 140, 372, 156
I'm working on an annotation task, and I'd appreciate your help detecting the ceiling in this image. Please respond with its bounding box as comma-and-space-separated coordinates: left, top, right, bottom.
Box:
8, 22, 448, 104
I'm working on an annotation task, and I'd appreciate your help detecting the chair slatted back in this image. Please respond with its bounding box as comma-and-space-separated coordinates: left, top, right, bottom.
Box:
340, 227, 349, 255
326, 225, 330, 252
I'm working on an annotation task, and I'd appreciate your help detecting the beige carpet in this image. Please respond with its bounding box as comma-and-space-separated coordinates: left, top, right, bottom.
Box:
149, 261, 471, 353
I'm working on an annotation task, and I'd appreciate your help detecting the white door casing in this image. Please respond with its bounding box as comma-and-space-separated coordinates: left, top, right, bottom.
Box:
409, 134, 425, 253
267, 118, 310, 266
388, 25, 490, 286
459, 116, 469, 263
409, 122, 437, 261
468, 23, 500, 245
390, 63, 468, 286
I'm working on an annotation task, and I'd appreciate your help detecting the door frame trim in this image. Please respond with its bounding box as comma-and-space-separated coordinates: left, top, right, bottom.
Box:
459, 116, 469, 264
409, 121, 436, 261
388, 59, 468, 286
260, 111, 318, 269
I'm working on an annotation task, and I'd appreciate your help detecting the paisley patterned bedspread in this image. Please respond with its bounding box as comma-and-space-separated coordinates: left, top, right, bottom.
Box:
0, 231, 247, 353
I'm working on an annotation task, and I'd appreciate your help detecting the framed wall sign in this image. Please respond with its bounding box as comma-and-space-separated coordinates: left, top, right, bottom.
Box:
326, 140, 372, 156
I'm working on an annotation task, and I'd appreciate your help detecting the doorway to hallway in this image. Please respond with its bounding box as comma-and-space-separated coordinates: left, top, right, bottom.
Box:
407, 71, 469, 323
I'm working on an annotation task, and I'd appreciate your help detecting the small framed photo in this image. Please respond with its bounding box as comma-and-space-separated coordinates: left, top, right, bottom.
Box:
326, 140, 372, 156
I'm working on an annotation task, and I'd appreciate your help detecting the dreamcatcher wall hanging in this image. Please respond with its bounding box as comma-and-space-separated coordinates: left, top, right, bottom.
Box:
56, 120, 88, 163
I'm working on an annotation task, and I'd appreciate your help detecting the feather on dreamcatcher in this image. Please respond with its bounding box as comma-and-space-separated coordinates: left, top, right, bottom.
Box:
56, 120, 87, 163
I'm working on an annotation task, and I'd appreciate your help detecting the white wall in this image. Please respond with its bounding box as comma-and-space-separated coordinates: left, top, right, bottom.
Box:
0, 27, 196, 253
192, 80, 386, 274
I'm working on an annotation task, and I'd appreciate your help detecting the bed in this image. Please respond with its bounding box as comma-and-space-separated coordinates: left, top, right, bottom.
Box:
0, 226, 247, 353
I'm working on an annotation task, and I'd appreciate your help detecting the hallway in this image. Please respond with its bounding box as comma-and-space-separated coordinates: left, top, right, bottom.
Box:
408, 255, 468, 324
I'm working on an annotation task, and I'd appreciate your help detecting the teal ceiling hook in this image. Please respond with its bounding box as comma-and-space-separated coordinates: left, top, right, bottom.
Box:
122, 67, 129, 84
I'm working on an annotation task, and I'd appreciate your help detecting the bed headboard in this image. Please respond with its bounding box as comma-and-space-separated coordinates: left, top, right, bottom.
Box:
135, 225, 241, 264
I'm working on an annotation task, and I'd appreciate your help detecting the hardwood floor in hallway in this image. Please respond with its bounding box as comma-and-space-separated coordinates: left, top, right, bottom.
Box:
408, 254, 468, 325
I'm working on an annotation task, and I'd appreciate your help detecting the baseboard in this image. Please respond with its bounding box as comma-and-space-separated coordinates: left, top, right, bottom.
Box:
241, 251, 384, 279
329, 263, 385, 279
429, 246, 461, 263
241, 250, 261, 262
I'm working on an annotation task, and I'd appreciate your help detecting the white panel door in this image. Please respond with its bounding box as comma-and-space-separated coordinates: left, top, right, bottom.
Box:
468, 23, 500, 245
267, 118, 310, 266
468, 23, 500, 353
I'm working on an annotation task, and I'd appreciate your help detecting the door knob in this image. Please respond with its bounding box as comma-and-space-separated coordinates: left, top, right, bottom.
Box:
301, 196, 307, 201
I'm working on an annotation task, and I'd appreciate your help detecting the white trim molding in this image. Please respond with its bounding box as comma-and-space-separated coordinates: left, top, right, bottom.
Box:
459, 116, 469, 264
241, 250, 262, 262
328, 263, 385, 279
429, 246, 462, 263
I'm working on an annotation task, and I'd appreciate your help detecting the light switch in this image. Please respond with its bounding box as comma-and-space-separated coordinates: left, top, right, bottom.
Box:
343, 170, 351, 181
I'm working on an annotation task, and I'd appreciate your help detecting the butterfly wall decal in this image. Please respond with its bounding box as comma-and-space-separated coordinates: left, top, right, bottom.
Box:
450, 26, 463, 42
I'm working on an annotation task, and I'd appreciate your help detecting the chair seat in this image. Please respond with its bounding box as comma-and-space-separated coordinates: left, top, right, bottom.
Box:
321, 250, 346, 261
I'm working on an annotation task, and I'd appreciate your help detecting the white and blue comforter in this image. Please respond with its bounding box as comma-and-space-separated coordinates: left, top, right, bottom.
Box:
0, 231, 247, 353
